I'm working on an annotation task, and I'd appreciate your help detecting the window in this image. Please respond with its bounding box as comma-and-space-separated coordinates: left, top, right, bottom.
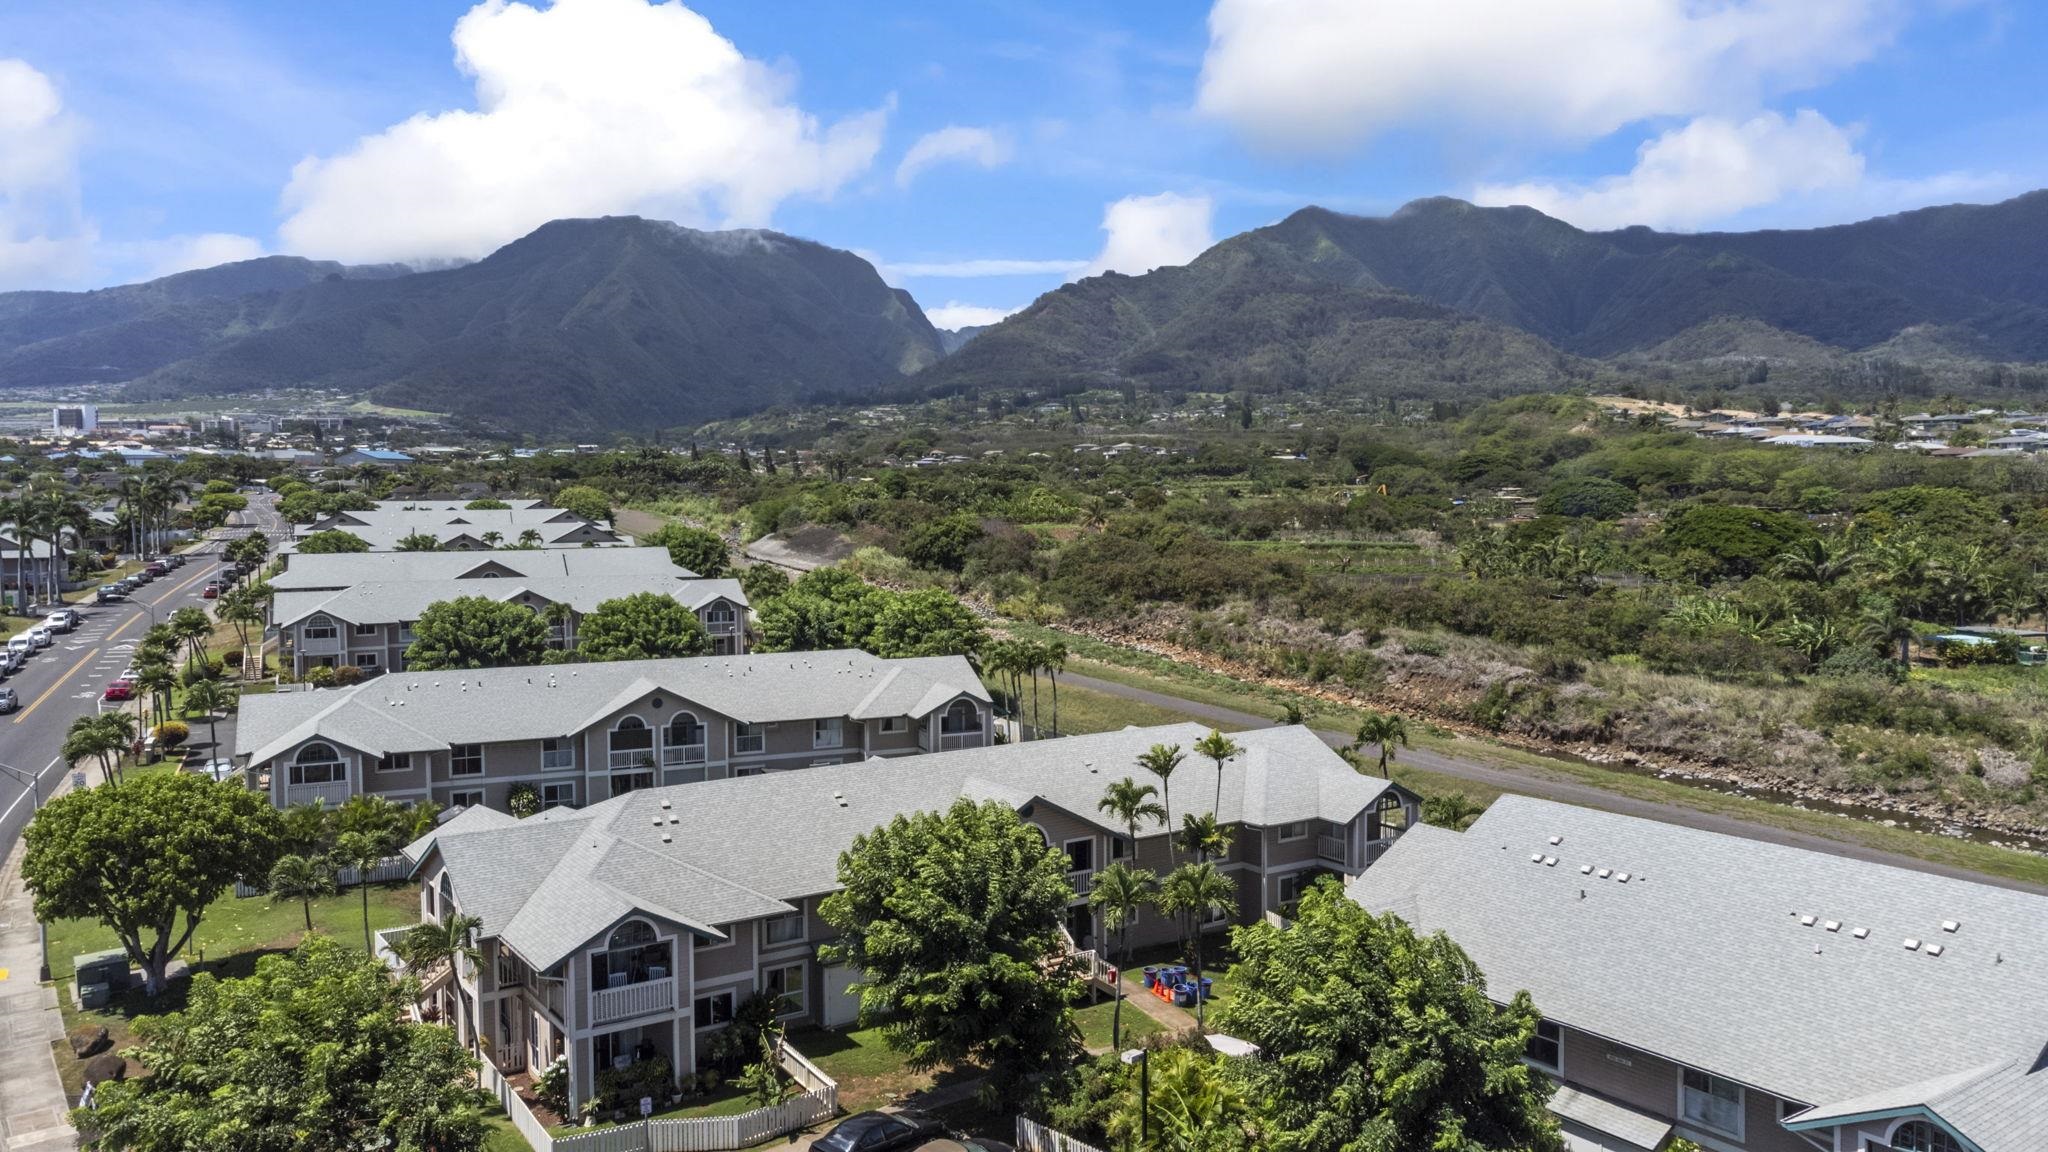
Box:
541, 736, 575, 771
1277, 821, 1307, 842
664, 713, 706, 765
303, 614, 338, 641
734, 722, 765, 755
765, 962, 806, 1016
353, 622, 380, 636
940, 699, 979, 733
1374, 792, 1410, 835
436, 872, 453, 917
1680, 1069, 1744, 1139
609, 717, 654, 769
540, 782, 576, 810
1111, 836, 1131, 860
1064, 838, 1095, 874
704, 602, 735, 629
1889, 1121, 1964, 1152
451, 743, 484, 776
1526, 1020, 1562, 1074
762, 911, 806, 946
1277, 871, 1312, 906
377, 753, 412, 773
399, 621, 416, 643
610, 771, 654, 797
353, 651, 380, 669
595, 920, 669, 989
813, 717, 844, 749
877, 716, 907, 735
289, 742, 345, 786
449, 789, 484, 809
693, 990, 735, 1028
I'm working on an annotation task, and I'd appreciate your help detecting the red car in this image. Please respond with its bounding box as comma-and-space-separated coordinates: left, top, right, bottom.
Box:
201, 583, 223, 599
101, 680, 134, 702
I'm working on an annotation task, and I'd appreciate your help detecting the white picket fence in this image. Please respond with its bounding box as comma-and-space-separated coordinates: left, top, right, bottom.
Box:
234, 854, 410, 898
1015, 1117, 1110, 1152
479, 1041, 838, 1152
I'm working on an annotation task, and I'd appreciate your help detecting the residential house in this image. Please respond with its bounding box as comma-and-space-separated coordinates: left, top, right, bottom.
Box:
400, 722, 1421, 1113
1349, 795, 2048, 1152
234, 649, 994, 812
335, 448, 416, 467
290, 500, 623, 552
269, 547, 749, 674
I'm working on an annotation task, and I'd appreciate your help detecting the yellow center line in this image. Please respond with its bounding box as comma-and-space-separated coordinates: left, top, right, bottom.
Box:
13, 645, 100, 724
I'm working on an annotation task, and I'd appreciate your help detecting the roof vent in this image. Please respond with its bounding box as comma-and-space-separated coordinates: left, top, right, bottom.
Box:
1615, 872, 1629, 883
1799, 915, 1816, 927
1548, 835, 1562, 846
1853, 927, 1870, 940
1941, 920, 1960, 933
652, 817, 663, 826
1543, 856, 1558, 867
1530, 853, 1544, 864
1579, 864, 1593, 874
660, 833, 672, 844
659, 800, 671, 810
1824, 920, 1841, 932
1597, 868, 1612, 879
1904, 938, 1921, 951
1926, 943, 1945, 957
669, 816, 678, 825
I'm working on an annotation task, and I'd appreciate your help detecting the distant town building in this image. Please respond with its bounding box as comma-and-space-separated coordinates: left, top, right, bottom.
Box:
51, 404, 97, 435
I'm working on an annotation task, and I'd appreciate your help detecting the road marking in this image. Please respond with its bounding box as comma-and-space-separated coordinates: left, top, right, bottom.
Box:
0, 756, 61, 825
13, 647, 99, 724
0, 969, 8, 981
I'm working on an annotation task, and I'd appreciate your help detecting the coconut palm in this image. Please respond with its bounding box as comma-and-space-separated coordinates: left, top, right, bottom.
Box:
1177, 812, 1232, 862
170, 605, 214, 668
1351, 712, 1408, 777
267, 853, 337, 933
517, 528, 542, 549
1097, 777, 1166, 853
332, 831, 387, 955
182, 678, 235, 752
1157, 861, 1236, 1030
481, 530, 503, 548
392, 911, 485, 981
1087, 861, 1156, 1049
1191, 730, 1241, 825
63, 714, 122, 786
1772, 535, 1858, 586
1136, 743, 1185, 866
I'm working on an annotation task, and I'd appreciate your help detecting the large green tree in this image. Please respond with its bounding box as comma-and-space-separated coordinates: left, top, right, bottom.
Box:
23, 773, 283, 994
403, 595, 551, 670
1214, 879, 1563, 1152
820, 798, 1082, 1099
575, 592, 711, 661
867, 587, 987, 658
642, 522, 731, 577
294, 529, 371, 554
80, 936, 490, 1152
554, 484, 614, 525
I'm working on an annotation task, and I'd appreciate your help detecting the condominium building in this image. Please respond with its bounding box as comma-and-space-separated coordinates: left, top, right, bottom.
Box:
402, 722, 1421, 1114
289, 499, 623, 551
1349, 795, 2048, 1152
234, 650, 993, 812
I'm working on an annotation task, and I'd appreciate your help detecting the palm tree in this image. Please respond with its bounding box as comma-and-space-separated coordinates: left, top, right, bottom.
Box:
135, 661, 176, 729
1277, 700, 1306, 726
63, 715, 120, 786
332, 831, 386, 955
183, 679, 235, 752
1772, 535, 1858, 586
393, 911, 485, 981
1856, 599, 1919, 667
1351, 712, 1408, 777
1136, 743, 1185, 866
214, 590, 265, 678
170, 606, 213, 668
517, 528, 542, 549
1111, 1046, 1249, 1152
1191, 730, 1241, 826
1040, 640, 1068, 737
1097, 777, 1166, 855
1157, 861, 1236, 1031
267, 853, 337, 932
481, 530, 503, 549
1177, 812, 1231, 862
1087, 861, 1156, 1050
1422, 793, 1486, 831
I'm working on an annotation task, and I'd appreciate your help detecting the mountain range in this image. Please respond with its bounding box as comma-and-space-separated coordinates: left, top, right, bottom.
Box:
4, 193, 2048, 432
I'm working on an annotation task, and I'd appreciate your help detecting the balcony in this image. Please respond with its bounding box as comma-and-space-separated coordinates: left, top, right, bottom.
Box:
591, 978, 675, 1025
660, 743, 706, 767
285, 780, 353, 808
297, 632, 342, 655
937, 731, 985, 751
1317, 834, 1349, 866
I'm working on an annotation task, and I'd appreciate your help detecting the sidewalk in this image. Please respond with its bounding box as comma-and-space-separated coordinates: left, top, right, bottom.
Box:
0, 831, 75, 1151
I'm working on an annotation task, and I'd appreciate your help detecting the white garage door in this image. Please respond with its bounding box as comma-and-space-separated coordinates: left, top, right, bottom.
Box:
822, 963, 863, 1028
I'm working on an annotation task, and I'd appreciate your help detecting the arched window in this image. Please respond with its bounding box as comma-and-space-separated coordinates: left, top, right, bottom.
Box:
704, 602, 735, 626
289, 742, 345, 786
437, 873, 454, 918
941, 699, 980, 734
1375, 791, 1409, 834
1890, 1121, 1963, 1152
663, 712, 705, 765
303, 613, 338, 641
609, 716, 653, 768
596, 919, 670, 989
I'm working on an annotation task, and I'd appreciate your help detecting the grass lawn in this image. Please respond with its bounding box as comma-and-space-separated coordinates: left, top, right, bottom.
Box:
1110, 940, 1240, 1030
481, 1111, 531, 1152
1074, 996, 1164, 1051
1032, 680, 1222, 737
787, 1024, 984, 1114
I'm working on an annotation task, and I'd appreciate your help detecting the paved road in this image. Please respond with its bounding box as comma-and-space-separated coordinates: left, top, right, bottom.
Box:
0, 493, 285, 860
1060, 670, 2048, 896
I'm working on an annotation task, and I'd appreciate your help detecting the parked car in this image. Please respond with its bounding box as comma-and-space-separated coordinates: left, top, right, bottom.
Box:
6, 636, 31, 662
96, 584, 125, 604
812, 1111, 947, 1152
144, 562, 168, 577
0, 687, 17, 713
42, 610, 75, 633
27, 627, 52, 650
101, 680, 134, 702
165, 554, 186, 569
201, 582, 223, 599
132, 569, 154, 585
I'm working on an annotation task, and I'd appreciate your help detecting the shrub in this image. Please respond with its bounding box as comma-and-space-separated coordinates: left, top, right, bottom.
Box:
332, 665, 364, 686
534, 1056, 570, 1115
595, 1055, 673, 1112
221, 650, 244, 668
152, 721, 189, 749
507, 783, 540, 819
304, 665, 337, 687
1815, 647, 1903, 682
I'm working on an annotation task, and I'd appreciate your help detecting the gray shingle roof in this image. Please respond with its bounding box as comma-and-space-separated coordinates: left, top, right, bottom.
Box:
410, 723, 1390, 972
272, 546, 689, 591
1548, 1085, 1672, 1152
236, 650, 988, 764
272, 575, 744, 628
1348, 795, 2048, 1151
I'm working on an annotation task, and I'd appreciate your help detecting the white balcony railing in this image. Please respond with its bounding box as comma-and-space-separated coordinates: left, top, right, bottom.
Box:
1317, 834, 1349, 865
591, 978, 675, 1025
297, 633, 342, 655
938, 731, 985, 751
285, 780, 353, 808
608, 749, 655, 770
662, 743, 706, 766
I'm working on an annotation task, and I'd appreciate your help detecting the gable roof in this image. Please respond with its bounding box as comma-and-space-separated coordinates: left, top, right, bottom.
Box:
271, 546, 686, 590
409, 722, 1396, 971
272, 575, 745, 629
1348, 795, 2048, 1151
236, 649, 989, 765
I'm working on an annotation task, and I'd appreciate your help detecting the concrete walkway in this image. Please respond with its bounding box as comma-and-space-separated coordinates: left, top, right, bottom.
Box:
0, 832, 74, 1151
1059, 671, 2048, 896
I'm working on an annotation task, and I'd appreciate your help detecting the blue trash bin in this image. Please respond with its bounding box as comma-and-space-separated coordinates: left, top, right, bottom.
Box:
1142, 967, 1158, 989
1199, 977, 1214, 1000
1173, 984, 1196, 1007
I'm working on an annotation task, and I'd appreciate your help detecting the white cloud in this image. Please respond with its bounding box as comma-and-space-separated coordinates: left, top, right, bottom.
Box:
1472, 110, 1867, 230
141, 232, 267, 278
278, 0, 890, 264
881, 257, 1088, 279
0, 57, 92, 289
894, 126, 1010, 188
924, 301, 1020, 330
1083, 192, 1214, 278
1196, 0, 1903, 152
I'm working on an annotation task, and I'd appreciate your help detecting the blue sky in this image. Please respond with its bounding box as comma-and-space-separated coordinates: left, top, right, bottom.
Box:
0, 0, 2041, 327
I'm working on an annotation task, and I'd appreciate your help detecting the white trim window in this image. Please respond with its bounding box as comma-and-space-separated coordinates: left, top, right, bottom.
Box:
813, 717, 844, 749
664, 712, 707, 765
1526, 1019, 1562, 1074
449, 789, 484, 809
398, 621, 416, 643
734, 723, 765, 755
693, 989, 736, 1029
353, 651, 380, 670
1679, 1068, 1744, 1140
353, 621, 380, 637
302, 614, 338, 641
1277, 821, 1307, 842
765, 962, 806, 1017
450, 743, 484, 777
540, 781, 576, 810
289, 742, 346, 786
608, 717, 654, 770
541, 736, 575, 771
377, 753, 412, 774
1064, 837, 1095, 875
1277, 870, 1313, 906
762, 911, 806, 947
877, 716, 908, 735
1888, 1120, 1965, 1152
